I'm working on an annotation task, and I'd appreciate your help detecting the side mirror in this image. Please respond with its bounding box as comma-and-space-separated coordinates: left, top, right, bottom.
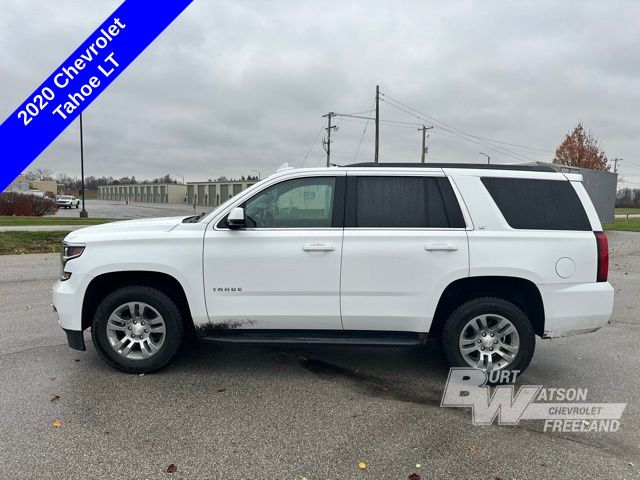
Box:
227, 207, 246, 229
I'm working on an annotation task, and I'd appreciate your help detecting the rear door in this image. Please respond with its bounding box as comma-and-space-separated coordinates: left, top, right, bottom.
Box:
340, 171, 469, 332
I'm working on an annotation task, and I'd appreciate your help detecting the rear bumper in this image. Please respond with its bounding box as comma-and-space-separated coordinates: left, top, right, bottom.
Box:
539, 282, 614, 338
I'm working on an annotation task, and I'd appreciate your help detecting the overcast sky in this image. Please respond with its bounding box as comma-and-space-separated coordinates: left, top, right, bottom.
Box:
1, 0, 639, 186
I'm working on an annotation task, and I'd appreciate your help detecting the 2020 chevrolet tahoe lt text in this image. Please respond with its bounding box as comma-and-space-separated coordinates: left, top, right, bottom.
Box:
52, 163, 614, 374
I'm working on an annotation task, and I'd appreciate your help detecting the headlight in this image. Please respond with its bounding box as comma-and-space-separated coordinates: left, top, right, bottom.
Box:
60, 242, 85, 280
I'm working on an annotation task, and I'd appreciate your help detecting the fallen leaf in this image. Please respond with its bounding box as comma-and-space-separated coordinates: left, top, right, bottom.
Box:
49, 394, 60, 402
52, 419, 61, 428
49, 375, 56, 381
166, 464, 177, 474
467, 444, 478, 454
358, 461, 367, 470
408, 474, 421, 480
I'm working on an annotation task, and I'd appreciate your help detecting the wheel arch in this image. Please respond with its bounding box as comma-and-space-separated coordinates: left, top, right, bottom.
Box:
430, 276, 545, 338
82, 271, 194, 334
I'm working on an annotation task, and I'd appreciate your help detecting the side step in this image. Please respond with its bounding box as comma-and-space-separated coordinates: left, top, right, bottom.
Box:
199, 330, 426, 347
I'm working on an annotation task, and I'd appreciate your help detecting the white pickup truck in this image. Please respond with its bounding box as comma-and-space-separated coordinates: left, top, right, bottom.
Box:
53, 163, 613, 374
57, 195, 80, 209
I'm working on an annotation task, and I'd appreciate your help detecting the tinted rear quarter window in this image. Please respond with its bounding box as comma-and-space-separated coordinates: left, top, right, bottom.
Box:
481, 177, 591, 231
346, 176, 465, 228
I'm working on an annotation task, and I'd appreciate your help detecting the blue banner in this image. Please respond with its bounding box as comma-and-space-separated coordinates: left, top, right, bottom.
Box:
0, 0, 193, 191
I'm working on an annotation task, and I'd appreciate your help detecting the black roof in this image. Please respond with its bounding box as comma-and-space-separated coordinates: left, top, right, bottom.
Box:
344, 162, 556, 172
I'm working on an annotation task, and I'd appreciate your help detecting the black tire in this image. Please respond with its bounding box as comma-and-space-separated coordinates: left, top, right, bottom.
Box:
441, 297, 535, 375
91, 286, 184, 373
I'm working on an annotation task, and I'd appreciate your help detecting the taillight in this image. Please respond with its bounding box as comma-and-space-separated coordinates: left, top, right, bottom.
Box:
595, 231, 608, 282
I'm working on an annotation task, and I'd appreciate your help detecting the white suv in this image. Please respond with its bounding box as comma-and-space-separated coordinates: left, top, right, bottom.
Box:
52, 163, 613, 374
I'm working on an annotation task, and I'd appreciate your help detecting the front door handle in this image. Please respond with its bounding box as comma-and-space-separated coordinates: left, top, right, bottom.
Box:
303, 244, 335, 252
424, 243, 458, 252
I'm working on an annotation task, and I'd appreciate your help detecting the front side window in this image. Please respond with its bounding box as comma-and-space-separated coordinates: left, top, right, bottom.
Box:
242, 176, 336, 228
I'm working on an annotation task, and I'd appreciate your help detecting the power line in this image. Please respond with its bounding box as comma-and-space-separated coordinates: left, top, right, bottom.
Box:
301, 122, 326, 167
381, 95, 536, 162
353, 98, 377, 162
340, 109, 375, 116
380, 94, 543, 163
338, 117, 422, 129
382, 100, 539, 163
375, 85, 380, 163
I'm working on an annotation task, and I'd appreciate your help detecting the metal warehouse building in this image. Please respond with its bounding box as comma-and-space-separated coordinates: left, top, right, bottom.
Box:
97, 183, 187, 203
187, 180, 257, 207
525, 162, 618, 224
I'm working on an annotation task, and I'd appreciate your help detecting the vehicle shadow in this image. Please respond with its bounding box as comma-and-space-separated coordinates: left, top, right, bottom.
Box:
171, 338, 452, 406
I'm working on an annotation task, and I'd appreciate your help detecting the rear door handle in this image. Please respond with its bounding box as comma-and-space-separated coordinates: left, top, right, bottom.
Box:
303, 244, 335, 252
424, 243, 458, 252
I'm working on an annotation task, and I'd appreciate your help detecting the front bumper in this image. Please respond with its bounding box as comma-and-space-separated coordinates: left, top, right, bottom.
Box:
539, 282, 614, 338
52, 302, 86, 351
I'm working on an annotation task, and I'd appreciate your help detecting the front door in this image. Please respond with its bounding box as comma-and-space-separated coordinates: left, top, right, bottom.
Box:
203, 173, 345, 330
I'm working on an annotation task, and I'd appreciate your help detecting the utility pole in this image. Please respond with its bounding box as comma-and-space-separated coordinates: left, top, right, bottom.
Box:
479, 152, 490, 165
79, 113, 88, 218
613, 157, 623, 173
419, 125, 434, 163
322, 112, 338, 167
374, 85, 380, 163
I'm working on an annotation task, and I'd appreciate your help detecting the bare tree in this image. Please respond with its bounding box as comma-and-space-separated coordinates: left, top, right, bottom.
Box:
25, 168, 54, 181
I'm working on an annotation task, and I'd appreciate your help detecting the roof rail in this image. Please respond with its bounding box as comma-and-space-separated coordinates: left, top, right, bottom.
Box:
343, 162, 556, 172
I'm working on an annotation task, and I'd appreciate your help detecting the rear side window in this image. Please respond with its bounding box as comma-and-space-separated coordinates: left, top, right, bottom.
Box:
346, 176, 465, 228
481, 177, 591, 231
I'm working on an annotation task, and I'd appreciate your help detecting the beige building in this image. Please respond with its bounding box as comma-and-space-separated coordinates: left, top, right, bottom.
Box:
30, 180, 58, 195
97, 183, 187, 204
3, 175, 58, 195
3, 174, 30, 193
187, 180, 257, 207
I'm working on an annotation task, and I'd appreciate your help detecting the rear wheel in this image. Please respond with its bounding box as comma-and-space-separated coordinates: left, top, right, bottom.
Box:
91, 286, 183, 373
442, 297, 535, 374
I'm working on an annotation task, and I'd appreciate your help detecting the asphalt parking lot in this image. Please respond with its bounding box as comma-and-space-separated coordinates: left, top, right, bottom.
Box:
0, 232, 638, 479
54, 199, 205, 219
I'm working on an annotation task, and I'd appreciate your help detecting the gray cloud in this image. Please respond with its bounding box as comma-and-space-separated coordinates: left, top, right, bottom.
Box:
1, 0, 639, 185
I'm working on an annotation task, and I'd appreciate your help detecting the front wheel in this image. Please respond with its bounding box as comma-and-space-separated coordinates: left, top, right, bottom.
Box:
441, 297, 535, 374
91, 286, 184, 373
